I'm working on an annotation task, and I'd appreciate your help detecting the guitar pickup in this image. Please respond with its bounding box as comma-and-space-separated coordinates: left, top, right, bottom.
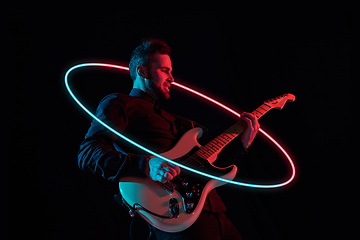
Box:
160, 181, 176, 194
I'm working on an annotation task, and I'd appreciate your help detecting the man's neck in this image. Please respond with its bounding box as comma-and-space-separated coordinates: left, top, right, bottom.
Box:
132, 82, 158, 101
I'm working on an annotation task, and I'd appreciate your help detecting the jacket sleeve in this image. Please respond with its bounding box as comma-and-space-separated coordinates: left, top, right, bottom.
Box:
77, 94, 148, 181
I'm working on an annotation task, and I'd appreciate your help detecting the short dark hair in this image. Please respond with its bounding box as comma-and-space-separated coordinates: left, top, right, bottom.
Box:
129, 38, 171, 81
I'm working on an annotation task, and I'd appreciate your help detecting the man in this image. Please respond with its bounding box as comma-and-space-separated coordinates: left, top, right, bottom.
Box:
78, 38, 259, 240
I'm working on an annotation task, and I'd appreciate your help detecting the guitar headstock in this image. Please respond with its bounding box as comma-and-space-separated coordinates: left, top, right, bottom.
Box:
264, 93, 295, 110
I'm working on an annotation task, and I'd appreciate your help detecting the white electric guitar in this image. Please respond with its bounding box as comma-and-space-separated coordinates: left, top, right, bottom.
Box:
119, 93, 295, 232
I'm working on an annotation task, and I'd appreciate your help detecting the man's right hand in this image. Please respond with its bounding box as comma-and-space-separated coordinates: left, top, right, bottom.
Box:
144, 157, 181, 183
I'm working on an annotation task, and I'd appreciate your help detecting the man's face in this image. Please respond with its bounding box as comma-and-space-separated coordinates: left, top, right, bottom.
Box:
146, 53, 174, 100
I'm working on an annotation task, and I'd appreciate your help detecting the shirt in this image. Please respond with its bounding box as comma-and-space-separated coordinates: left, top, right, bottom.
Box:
78, 88, 246, 212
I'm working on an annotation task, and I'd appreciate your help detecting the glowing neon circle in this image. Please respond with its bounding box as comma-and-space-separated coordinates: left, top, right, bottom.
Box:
65, 63, 295, 188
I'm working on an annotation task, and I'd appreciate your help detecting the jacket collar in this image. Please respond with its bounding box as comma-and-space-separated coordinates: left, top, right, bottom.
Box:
130, 88, 152, 101
129, 88, 158, 105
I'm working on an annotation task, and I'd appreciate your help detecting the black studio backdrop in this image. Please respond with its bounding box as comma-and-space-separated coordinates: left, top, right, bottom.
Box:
9, 12, 352, 240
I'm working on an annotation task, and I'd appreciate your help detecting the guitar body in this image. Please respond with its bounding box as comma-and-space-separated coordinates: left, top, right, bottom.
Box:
119, 128, 237, 232
119, 93, 295, 232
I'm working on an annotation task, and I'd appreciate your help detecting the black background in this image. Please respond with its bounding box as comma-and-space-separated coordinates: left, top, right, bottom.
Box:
9, 12, 352, 239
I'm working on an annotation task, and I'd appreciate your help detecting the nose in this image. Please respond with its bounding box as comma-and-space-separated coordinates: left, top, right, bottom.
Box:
168, 73, 174, 83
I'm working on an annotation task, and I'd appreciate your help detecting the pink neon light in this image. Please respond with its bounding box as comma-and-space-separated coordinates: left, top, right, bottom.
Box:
171, 82, 241, 117
172, 81, 296, 186
258, 129, 295, 185
67, 63, 295, 187
86, 63, 130, 71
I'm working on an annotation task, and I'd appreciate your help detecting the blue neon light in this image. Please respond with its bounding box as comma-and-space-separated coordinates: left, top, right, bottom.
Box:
65, 63, 295, 188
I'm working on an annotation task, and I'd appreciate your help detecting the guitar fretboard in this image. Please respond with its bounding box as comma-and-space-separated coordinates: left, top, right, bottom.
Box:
196, 103, 271, 161
252, 103, 271, 119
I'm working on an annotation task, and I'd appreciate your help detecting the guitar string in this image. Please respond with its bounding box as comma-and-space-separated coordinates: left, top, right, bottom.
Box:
170, 104, 270, 185
170, 133, 239, 184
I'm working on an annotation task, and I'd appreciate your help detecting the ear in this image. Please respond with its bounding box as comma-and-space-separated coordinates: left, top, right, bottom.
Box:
137, 65, 148, 79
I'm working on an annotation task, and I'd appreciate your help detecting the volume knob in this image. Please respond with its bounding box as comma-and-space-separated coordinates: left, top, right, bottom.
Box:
185, 191, 193, 198
186, 201, 195, 210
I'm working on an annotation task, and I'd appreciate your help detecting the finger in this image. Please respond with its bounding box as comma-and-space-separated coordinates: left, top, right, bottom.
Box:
174, 165, 181, 175
242, 112, 260, 130
162, 163, 180, 178
241, 114, 253, 128
242, 112, 255, 119
163, 171, 173, 181
242, 112, 255, 123
153, 171, 164, 183
255, 119, 260, 131
248, 114, 260, 131
163, 166, 177, 179
169, 164, 181, 176
160, 174, 168, 183
154, 169, 168, 183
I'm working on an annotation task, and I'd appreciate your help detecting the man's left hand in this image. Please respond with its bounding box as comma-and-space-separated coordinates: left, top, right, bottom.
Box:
240, 112, 260, 150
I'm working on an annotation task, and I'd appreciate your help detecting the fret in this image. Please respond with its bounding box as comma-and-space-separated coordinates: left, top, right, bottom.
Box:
196, 121, 246, 161
190, 94, 295, 164
216, 138, 227, 145
259, 105, 270, 111
252, 103, 271, 119
253, 109, 263, 119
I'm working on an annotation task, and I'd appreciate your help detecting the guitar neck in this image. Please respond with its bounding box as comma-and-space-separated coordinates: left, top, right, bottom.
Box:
196, 103, 271, 161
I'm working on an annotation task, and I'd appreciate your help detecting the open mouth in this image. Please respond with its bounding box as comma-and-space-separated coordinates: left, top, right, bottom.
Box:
164, 85, 170, 92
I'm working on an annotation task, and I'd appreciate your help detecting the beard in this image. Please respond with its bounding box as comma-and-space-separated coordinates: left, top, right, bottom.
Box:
146, 78, 170, 101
